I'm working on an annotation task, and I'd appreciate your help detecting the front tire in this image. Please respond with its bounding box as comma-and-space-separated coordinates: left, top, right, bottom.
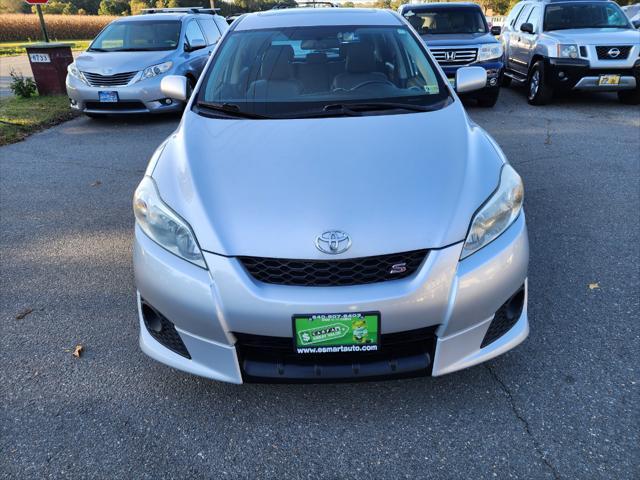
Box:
618, 87, 640, 105
527, 61, 554, 105
501, 74, 512, 87
477, 88, 500, 108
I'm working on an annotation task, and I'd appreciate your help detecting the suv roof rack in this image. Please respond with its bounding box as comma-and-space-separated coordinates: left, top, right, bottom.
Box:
140, 7, 220, 15
271, 1, 337, 9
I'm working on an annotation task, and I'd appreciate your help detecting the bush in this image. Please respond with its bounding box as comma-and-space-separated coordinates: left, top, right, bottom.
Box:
0, 14, 117, 42
9, 70, 37, 98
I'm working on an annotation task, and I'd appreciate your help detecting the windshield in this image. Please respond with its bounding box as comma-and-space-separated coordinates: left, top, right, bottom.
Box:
544, 2, 631, 31
89, 21, 182, 52
196, 25, 450, 118
403, 8, 487, 35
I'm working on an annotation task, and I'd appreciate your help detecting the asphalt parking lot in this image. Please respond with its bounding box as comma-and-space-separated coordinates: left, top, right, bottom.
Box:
1, 87, 638, 479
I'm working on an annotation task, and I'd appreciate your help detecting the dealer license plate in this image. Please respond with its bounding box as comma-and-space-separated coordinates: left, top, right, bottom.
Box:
598, 74, 620, 86
99, 91, 119, 103
292, 312, 380, 354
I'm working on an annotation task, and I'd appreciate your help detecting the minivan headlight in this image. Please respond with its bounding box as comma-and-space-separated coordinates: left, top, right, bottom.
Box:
557, 44, 579, 59
477, 43, 503, 62
139, 61, 173, 81
67, 62, 87, 84
133, 176, 207, 269
461, 164, 524, 259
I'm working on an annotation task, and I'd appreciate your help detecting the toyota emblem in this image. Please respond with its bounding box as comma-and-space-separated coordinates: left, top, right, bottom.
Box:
315, 231, 351, 254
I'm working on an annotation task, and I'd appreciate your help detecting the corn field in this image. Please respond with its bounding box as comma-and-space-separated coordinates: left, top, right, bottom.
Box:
0, 14, 118, 42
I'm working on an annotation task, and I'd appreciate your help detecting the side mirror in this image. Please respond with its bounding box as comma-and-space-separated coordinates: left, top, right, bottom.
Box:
455, 66, 487, 94
520, 22, 534, 34
491, 25, 502, 36
185, 38, 206, 52
161, 75, 188, 102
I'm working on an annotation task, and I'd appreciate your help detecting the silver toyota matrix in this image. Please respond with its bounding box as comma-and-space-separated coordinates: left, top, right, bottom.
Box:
133, 8, 529, 383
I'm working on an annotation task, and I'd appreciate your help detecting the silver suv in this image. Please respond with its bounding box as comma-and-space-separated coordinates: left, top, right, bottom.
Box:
501, 0, 640, 105
66, 8, 228, 116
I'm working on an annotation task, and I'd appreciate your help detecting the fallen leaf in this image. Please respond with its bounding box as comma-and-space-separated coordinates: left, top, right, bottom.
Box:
72, 345, 84, 358
15, 308, 33, 320
589, 283, 600, 290
90, 180, 102, 187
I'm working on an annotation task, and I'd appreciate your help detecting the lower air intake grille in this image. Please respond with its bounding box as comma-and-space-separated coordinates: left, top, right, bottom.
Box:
141, 300, 191, 358
481, 285, 525, 348
239, 250, 428, 287
85, 101, 147, 112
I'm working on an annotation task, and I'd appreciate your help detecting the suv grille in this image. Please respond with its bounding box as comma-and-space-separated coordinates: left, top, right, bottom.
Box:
239, 250, 428, 287
430, 48, 478, 66
82, 71, 137, 87
595, 46, 631, 60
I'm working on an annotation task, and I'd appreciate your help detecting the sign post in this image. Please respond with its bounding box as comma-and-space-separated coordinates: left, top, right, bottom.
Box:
25, 0, 50, 43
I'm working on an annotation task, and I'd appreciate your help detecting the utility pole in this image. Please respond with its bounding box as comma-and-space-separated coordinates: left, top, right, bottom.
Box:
209, 0, 215, 9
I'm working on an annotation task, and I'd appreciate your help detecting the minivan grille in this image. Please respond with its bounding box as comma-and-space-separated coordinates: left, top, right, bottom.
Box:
239, 250, 428, 287
430, 48, 478, 65
82, 70, 137, 87
595, 46, 631, 60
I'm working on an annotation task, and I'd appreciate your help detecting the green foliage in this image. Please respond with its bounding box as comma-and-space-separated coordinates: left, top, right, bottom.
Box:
35, 1, 79, 14
98, 0, 130, 15
9, 70, 37, 99
130, 0, 152, 14
342, 1, 355, 7
0, 0, 30, 13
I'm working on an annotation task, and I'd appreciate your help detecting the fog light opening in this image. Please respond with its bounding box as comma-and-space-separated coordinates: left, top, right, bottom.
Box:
506, 288, 525, 321
489, 77, 498, 87
142, 303, 163, 333
159, 98, 173, 106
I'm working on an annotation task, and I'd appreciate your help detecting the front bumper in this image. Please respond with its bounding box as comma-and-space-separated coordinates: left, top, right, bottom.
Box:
442, 60, 504, 95
545, 58, 640, 92
66, 74, 184, 115
134, 213, 529, 384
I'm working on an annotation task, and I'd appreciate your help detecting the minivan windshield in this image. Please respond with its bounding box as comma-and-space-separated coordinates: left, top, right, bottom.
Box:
89, 21, 182, 52
544, 2, 631, 31
196, 25, 450, 118
403, 8, 487, 35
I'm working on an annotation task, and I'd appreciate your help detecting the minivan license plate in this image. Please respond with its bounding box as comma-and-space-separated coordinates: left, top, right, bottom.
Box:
292, 312, 380, 354
99, 91, 118, 103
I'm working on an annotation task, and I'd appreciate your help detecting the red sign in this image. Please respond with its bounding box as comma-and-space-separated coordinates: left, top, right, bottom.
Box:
24, 0, 49, 4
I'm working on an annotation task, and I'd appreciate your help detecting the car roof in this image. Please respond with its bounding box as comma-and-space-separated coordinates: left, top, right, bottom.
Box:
114, 13, 193, 22
234, 8, 403, 31
399, 2, 482, 11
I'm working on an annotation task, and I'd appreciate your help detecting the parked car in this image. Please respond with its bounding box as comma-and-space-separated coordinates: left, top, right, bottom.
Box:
66, 8, 228, 116
622, 3, 640, 28
501, 0, 640, 105
133, 8, 529, 383
398, 2, 505, 107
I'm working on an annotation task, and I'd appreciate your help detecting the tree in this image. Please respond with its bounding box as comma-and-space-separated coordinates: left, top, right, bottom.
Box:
36, 1, 79, 14
342, 1, 355, 7
130, 0, 151, 14
0, 0, 30, 13
98, 0, 130, 15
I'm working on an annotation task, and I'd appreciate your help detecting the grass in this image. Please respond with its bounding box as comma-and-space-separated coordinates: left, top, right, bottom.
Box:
0, 95, 77, 146
0, 40, 91, 57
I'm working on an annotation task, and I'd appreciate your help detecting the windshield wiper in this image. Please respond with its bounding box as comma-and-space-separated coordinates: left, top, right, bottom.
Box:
87, 48, 109, 52
287, 101, 442, 118
196, 101, 271, 119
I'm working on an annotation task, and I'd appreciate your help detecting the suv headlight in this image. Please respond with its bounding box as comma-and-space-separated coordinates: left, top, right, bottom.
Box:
476, 43, 503, 62
138, 61, 173, 81
557, 44, 579, 59
133, 176, 207, 269
461, 164, 524, 259
67, 62, 87, 84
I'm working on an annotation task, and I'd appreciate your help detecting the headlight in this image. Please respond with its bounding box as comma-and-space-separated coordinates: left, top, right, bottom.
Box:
67, 62, 87, 84
557, 44, 579, 59
461, 164, 524, 259
476, 43, 503, 62
138, 61, 173, 81
133, 176, 207, 269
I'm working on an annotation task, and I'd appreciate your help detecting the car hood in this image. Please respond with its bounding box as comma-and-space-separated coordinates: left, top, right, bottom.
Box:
75, 50, 175, 75
152, 101, 504, 259
543, 28, 640, 44
421, 33, 498, 46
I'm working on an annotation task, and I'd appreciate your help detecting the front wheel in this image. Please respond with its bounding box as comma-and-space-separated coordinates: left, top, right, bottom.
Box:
527, 61, 554, 105
477, 89, 500, 108
618, 87, 640, 105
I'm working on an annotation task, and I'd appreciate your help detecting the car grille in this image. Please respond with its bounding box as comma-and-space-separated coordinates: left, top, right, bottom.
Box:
430, 48, 478, 66
85, 101, 147, 112
481, 285, 525, 348
234, 326, 438, 382
82, 70, 137, 86
238, 250, 428, 287
595, 46, 631, 60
